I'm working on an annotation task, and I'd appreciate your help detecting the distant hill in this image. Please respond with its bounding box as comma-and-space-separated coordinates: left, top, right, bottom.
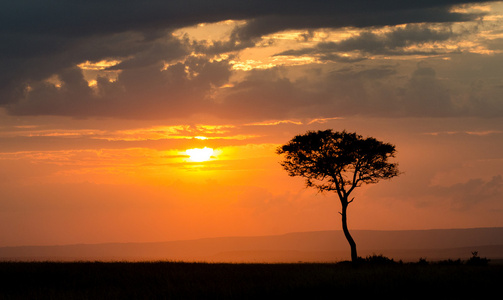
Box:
1, 227, 503, 262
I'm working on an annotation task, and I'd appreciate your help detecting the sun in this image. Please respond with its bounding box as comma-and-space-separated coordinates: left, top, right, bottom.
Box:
186, 147, 214, 162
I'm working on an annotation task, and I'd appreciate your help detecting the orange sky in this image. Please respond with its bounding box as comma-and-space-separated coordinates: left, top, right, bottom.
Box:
1, 1, 503, 247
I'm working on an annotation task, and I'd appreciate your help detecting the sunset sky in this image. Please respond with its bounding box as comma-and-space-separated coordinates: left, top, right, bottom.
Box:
1, 0, 503, 247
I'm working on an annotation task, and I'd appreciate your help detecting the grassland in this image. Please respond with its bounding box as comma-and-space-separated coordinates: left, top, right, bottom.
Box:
1, 259, 502, 299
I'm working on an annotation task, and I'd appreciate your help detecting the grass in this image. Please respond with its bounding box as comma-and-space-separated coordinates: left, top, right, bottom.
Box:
1, 258, 502, 299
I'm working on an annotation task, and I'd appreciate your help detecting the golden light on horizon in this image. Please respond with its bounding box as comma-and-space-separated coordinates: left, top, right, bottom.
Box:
186, 147, 214, 162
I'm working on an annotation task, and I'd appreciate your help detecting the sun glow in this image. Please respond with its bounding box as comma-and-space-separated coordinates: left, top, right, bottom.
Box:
186, 147, 214, 162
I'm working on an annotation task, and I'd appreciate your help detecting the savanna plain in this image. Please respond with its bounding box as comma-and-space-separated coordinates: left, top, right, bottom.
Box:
1, 255, 501, 299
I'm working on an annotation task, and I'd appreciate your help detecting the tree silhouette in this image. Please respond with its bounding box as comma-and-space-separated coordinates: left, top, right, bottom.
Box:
276, 130, 400, 263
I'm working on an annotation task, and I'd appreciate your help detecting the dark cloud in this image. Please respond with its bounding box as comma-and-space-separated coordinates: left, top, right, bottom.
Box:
8, 56, 233, 119
231, 5, 477, 42
276, 24, 458, 61
0, 0, 498, 119
213, 65, 399, 120
213, 60, 503, 120
212, 68, 315, 121
1, 1, 489, 35
0, 30, 190, 106
433, 175, 503, 211
397, 64, 455, 116
325, 62, 503, 118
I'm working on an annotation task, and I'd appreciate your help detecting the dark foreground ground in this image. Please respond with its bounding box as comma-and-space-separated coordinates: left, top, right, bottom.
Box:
1, 259, 502, 299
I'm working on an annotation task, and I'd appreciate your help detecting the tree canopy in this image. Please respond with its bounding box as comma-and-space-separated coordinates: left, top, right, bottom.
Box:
276, 129, 399, 200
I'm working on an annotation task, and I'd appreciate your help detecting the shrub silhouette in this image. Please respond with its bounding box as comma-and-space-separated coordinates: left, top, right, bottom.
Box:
466, 251, 490, 266
436, 258, 463, 265
359, 254, 400, 265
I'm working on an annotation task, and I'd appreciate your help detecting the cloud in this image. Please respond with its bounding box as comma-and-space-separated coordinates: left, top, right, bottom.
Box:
2, 1, 488, 34
275, 24, 458, 61
211, 68, 318, 121
0, 0, 499, 120
8, 55, 233, 119
230, 0, 488, 41
433, 175, 503, 210
204, 54, 503, 121
398, 64, 455, 116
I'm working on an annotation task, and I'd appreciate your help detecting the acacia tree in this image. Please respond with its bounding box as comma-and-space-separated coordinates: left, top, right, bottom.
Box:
276, 130, 400, 263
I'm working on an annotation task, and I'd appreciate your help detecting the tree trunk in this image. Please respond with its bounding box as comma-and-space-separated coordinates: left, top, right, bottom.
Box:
341, 201, 358, 264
